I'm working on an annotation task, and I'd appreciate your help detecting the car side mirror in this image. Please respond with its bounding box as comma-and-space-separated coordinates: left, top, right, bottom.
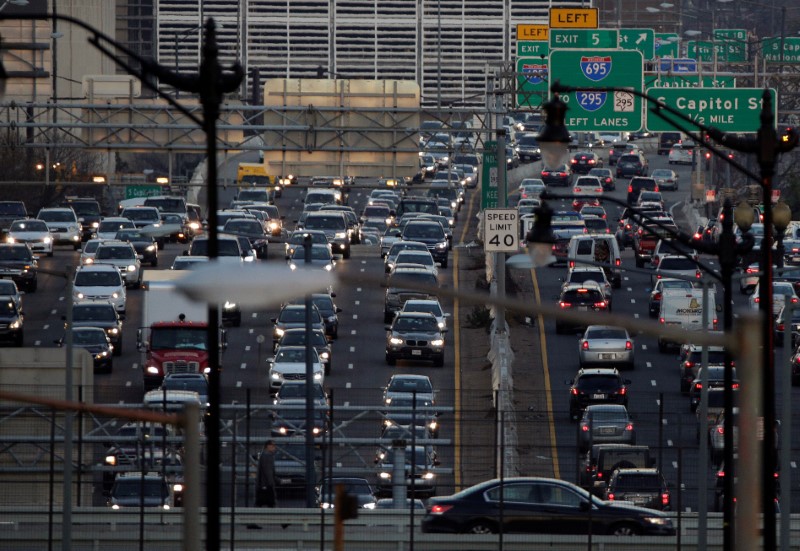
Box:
270, 318, 277, 324
53, 339, 63, 347
384, 325, 392, 331
336, 307, 343, 313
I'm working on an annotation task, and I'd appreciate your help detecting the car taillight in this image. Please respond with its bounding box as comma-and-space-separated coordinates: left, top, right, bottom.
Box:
581, 424, 589, 432
793, 297, 799, 304
582, 341, 589, 350
575, 187, 582, 192
659, 317, 665, 324
732, 383, 740, 389
430, 504, 453, 514
696, 271, 702, 278
594, 301, 607, 308
654, 185, 659, 192
693, 232, 702, 240
625, 224, 631, 230
778, 323, 785, 331
552, 244, 557, 251
716, 426, 724, 435
569, 261, 575, 268
571, 388, 579, 395
625, 341, 633, 350
560, 301, 571, 308
684, 361, 695, 368
625, 423, 634, 431
607, 492, 615, 500
713, 319, 718, 328
627, 185, 633, 193
589, 159, 596, 165
662, 493, 670, 506
619, 387, 627, 395
746, 267, 757, 274
654, 292, 662, 301
717, 469, 725, 479
754, 297, 760, 303
595, 188, 602, 193
695, 382, 702, 390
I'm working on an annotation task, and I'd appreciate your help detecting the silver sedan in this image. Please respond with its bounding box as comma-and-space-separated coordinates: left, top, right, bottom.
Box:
578, 325, 634, 370
578, 404, 636, 453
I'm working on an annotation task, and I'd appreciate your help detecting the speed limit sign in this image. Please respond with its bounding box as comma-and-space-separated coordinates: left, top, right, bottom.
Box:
484, 208, 519, 252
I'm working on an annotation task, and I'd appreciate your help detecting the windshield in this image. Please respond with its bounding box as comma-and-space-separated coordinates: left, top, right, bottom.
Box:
277, 383, 326, 400
389, 271, 437, 289
190, 239, 240, 256
113, 479, 167, 499
585, 327, 626, 339
150, 327, 208, 350
99, 220, 134, 233
613, 473, 661, 490
275, 348, 314, 363
387, 377, 432, 394
163, 377, 208, 395
73, 305, 116, 321
403, 224, 444, 240
224, 220, 262, 233
291, 246, 331, 261
394, 316, 438, 332
305, 215, 345, 230
0, 300, 17, 315
70, 202, 100, 216
74, 270, 121, 287
96, 246, 134, 260
279, 308, 321, 323
144, 198, 186, 213
238, 190, 270, 201
576, 375, 620, 391
0, 203, 26, 216
281, 331, 327, 346
123, 209, 159, 221
10, 220, 48, 232
72, 330, 106, 345
39, 210, 75, 222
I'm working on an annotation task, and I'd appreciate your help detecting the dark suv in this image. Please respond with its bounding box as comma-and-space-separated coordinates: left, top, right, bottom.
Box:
384, 266, 439, 323
570, 151, 603, 175
65, 198, 103, 241
604, 468, 671, 511
580, 444, 654, 493
567, 367, 631, 421
0, 243, 38, 292
71, 302, 124, 355
555, 282, 609, 334
401, 220, 449, 268
616, 152, 649, 178
627, 176, 658, 205
385, 311, 446, 367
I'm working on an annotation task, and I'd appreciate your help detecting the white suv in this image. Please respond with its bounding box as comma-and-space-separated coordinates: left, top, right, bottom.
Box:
37, 207, 81, 250
93, 240, 142, 288
72, 264, 127, 314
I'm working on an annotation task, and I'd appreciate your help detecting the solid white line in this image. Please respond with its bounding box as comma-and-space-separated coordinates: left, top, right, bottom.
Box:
240, 363, 247, 369
360, 268, 365, 272
58, 297, 64, 302
624, 276, 629, 281
248, 328, 254, 334
345, 382, 352, 389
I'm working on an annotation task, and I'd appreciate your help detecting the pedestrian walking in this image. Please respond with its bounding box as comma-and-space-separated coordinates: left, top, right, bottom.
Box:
256, 440, 277, 507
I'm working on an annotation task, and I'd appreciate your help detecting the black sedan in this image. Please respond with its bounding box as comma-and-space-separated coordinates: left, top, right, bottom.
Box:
114, 229, 159, 267
421, 477, 675, 536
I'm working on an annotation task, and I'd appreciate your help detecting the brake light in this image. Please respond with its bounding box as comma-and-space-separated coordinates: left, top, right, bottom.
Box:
693, 232, 702, 240
619, 387, 627, 395
696, 271, 702, 279
575, 187, 582, 193
625, 341, 633, 350
627, 185, 633, 193
571, 159, 578, 164
552, 244, 557, 251
654, 292, 662, 301
615, 258, 620, 267
625, 224, 631, 230
746, 267, 757, 274
594, 301, 607, 308
595, 188, 602, 193
571, 388, 579, 395
581, 424, 589, 432
625, 423, 634, 431
430, 504, 453, 514
607, 492, 615, 500
569, 260, 575, 268
560, 301, 571, 308
588, 159, 596, 165
713, 319, 718, 328
582, 341, 590, 350
754, 297, 760, 303
684, 361, 695, 368
778, 323, 785, 331
662, 493, 670, 506
732, 383, 740, 389
793, 297, 798, 304
695, 382, 702, 390
659, 317, 665, 324
597, 471, 603, 479
717, 470, 725, 479
654, 185, 659, 192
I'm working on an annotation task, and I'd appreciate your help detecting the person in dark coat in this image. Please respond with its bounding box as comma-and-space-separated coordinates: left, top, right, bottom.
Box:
256, 440, 277, 507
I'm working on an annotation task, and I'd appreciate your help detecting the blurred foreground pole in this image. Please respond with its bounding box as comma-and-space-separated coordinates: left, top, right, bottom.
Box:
182, 403, 200, 551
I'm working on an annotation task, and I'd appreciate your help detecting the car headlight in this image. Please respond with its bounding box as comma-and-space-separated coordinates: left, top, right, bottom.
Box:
105, 455, 117, 465
92, 222, 100, 228
431, 338, 444, 346
643, 516, 671, 526
146, 366, 159, 374
111, 292, 119, 299
320, 351, 329, 359
189, 222, 201, 230
107, 328, 119, 335
422, 472, 435, 480
5, 237, 14, 243
95, 351, 108, 359
451, 200, 458, 208
111, 504, 121, 510
335, 232, 347, 239
384, 397, 393, 405
441, 156, 449, 163
313, 371, 323, 381
223, 301, 236, 310
163, 504, 170, 511
83, 257, 94, 264
9, 320, 20, 329
270, 371, 281, 381
75, 292, 85, 299
289, 263, 297, 271
42, 236, 52, 244
379, 472, 391, 480
324, 263, 333, 271
274, 327, 285, 337
127, 265, 137, 272
429, 420, 438, 431
389, 337, 404, 345
173, 483, 183, 492
146, 245, 156, 252
269, 222, 279, 231
436, 242, 447, 250
362, 502, 376, 510
438, 321, 445, 329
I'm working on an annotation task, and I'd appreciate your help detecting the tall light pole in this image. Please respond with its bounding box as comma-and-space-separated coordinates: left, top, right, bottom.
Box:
0, 12, 243, 551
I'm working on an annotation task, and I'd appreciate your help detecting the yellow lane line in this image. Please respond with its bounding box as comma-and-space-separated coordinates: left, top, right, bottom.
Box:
453, 189, 478, 490
530, 266, 560, 480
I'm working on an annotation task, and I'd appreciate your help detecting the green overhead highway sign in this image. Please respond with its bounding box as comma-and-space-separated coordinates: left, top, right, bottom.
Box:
549, 29, 618, 49
550, 49, 643, 132
517, 41, 549, 57
713, 29, 747, 62
645, 74, 736, 89
619, 28, 655, 59
763, 37, 800, 62
125, 185, 163, 199
655, 33, 679, 58
516, 57, 549, 108
645, 88, 777, 132
687, 40, 714, 62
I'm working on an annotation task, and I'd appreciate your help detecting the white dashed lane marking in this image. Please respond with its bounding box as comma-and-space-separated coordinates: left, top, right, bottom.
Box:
236, 381, 242, 388
355, 300, 360, 305
357, 287, 362, 292
350, 330, 356, 335
630, 299, 636, 304
251, 313, 258, 318
43, 324, 49, 330
240, 363, 247, 369
349, 346, 355, 352
245, 345, 251, 351
634, 313, 639, 319
672, 461, 679, 469
651, 380, 657, 386
345, 383, 351, 389
353, 314, 358, 320
646, 362, 652, 368
34, 340, 41, 346
348, 363, 354, 370
51, 309, 57, 315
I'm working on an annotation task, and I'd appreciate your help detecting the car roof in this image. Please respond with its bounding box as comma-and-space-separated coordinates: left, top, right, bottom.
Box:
76, 263, 119, 272
562, 281, 603, 291
578, 367, 620, 376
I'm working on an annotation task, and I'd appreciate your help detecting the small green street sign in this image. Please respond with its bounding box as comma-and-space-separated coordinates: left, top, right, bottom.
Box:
619, 28, 655, 59
763, 37, 800, 63
655, 33, 679, 58
517, 41, 549, 57
645, 74, 736, 88
549, 49, 644, 132
713, 29, 747, 62
481, 141, 499, 210
125, 185, 163, 199
549, 29, 618, 50
516, 58, 548, 108
645, 88, 777, 132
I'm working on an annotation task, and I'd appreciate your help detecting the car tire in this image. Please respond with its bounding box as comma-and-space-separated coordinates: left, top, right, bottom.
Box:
441, 257, 448, 269
609, 523, 641, 536
463, 521, 496, 535
343, 246, 351, 260
386, 355, 396, 366
113, 342, 122, 357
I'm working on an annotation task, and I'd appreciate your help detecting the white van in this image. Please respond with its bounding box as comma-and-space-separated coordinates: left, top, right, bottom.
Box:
657, 288, 717, 352
566, 234, 622, 288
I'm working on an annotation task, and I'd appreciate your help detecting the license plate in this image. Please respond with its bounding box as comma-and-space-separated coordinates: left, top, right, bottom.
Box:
279, 478, 292, 485
592, 393, 606, 400
578, 306, 588, 311
411, 349, 422, 356
600, 427, 615, 435
632, 497, 647, 505
598, 353, 616, 360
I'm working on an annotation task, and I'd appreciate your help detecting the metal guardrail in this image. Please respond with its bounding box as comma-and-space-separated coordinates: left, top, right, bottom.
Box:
2, 507, 799, 550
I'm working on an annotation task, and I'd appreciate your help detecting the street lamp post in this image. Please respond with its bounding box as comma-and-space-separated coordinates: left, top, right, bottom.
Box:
535, 82, 796, 551
0, 12, 243, 551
